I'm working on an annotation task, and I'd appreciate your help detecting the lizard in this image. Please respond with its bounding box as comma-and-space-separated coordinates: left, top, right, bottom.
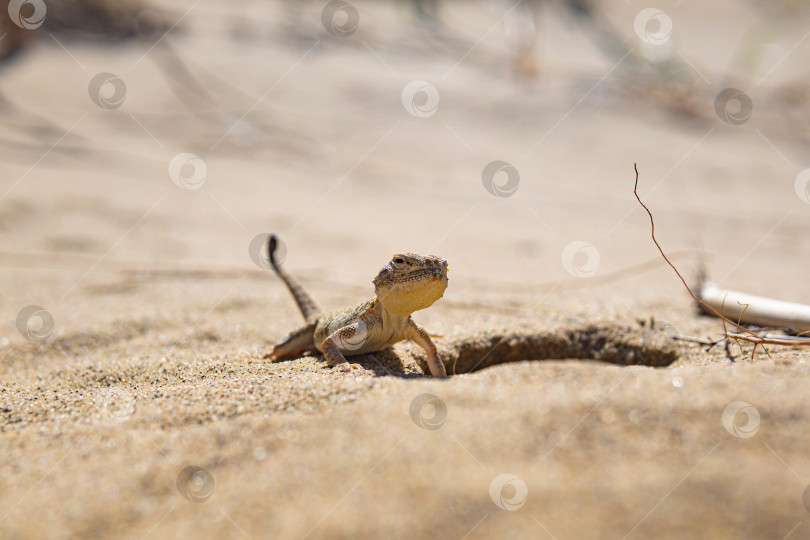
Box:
264, 235, 449, 377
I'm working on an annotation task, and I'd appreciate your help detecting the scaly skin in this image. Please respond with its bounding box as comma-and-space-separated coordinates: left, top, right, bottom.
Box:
265, 235, 448, 377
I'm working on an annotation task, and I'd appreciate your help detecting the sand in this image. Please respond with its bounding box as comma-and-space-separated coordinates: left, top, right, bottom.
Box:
2, 0, 810, 538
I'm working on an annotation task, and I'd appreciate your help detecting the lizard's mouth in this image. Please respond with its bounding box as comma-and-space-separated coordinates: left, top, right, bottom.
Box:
398, 267, 447, 284
400, 257, 448, 282
386, 271, 448, 312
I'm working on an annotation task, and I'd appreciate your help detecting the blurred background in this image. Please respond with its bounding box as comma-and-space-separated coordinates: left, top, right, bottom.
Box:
1, 0, 809, 314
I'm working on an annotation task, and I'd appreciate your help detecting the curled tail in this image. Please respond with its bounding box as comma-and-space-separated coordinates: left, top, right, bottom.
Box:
268, 235, 321, 321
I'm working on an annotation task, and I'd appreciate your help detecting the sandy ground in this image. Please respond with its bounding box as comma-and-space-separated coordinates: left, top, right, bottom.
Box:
2, 0, 810, 538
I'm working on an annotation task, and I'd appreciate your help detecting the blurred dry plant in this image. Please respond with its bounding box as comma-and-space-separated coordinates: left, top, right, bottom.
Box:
0, 1, 808, 162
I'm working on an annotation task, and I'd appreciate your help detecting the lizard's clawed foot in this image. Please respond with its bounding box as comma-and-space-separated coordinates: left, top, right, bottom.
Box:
334, 362, 364, 373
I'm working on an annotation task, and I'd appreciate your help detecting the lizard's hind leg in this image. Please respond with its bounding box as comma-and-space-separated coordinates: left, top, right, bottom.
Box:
266, 322, 317, 361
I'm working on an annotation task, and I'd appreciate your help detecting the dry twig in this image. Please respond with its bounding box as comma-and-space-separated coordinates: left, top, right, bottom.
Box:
632, 163, 810, 354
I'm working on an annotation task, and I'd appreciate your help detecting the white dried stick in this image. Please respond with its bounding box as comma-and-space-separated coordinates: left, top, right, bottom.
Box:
698, 281, 810, 332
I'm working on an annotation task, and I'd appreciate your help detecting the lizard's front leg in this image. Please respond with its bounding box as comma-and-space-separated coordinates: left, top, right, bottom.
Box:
406, 319, 447, 377
321, 325, 364, 371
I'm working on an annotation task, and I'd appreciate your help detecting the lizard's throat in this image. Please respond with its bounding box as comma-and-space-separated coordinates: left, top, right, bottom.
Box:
375, 277, 448, 315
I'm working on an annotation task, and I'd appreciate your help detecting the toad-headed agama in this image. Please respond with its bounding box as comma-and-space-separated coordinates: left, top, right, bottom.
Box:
264, 235, 449, 377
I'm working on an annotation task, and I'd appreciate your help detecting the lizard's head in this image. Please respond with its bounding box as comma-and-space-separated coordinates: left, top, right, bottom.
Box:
373, 253, 448, 314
